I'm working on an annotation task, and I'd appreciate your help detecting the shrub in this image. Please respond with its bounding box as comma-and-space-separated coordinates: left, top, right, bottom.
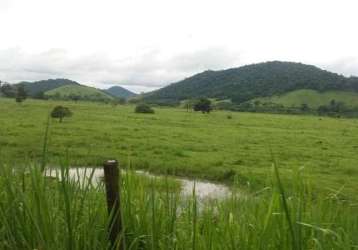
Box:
51, 106, 73, 122
193, 98, 212, 113
135, 104, 155, 114
15, 85, 27, 103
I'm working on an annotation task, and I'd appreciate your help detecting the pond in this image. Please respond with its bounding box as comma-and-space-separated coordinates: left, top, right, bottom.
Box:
45, 167, 232, 201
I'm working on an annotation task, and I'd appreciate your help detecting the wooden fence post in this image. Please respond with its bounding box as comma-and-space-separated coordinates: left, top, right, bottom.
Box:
103, 160, 124, 250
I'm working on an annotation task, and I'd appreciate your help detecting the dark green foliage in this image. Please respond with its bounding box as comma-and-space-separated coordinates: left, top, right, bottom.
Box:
317, 99, 351, 117
15, 85, 27, 103
143, 61, 358, 105
51, 106, 73, 122
17, 79, 79, 97
193, 98, 212, 113
300, 103, 309, 112
135, 104, 155, 114
0, 83, 16, 97
68, 94, 81, 102
104, 86, 137, 99
111, 97, 126, 107
33, 91, 48, 100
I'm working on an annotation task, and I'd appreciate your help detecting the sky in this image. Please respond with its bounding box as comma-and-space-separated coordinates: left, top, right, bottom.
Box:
0, 0, 358, 93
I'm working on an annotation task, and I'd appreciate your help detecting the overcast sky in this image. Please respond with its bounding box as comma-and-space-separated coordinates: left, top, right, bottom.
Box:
1, 0, 357, 93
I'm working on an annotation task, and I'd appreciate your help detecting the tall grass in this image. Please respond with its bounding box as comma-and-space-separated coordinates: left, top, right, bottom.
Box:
0, 163, 357, 249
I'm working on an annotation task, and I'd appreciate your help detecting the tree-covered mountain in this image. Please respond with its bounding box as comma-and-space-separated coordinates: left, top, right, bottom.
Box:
16, 79, 79, 97
104, 86, 137, 99
143, 61, 358, 105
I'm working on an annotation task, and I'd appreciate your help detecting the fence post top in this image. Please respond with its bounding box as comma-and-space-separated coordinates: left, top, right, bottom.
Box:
103, 159, 118, 167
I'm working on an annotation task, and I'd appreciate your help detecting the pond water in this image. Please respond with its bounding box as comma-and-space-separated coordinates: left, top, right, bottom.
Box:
45, 168, 232, 201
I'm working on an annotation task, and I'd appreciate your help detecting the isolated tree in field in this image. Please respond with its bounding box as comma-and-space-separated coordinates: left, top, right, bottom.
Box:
111, 97, 126, 107
193, 98, 212, 113
15, 85, 27, 103
135, 103, 155, 114
51, 106, 72, 122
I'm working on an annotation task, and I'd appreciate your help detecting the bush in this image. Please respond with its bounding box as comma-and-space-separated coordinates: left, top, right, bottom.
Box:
135, 104, 155, 114
51, 106, 73, 122
193, 98, 212, 113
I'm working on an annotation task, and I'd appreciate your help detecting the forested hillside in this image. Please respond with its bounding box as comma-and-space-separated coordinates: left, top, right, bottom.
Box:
104, 86, 137, 99
143, 61, 358, 105
17, 79, 79, 96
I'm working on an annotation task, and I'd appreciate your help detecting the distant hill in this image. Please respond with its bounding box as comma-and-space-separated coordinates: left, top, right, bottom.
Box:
45, 85, 114, 102
104, 86, 137, 99
254, 89, 358, 108
17, 79, 79, 97
143, 61, 358, 105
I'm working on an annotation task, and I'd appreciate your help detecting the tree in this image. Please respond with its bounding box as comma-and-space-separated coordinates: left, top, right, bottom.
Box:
51, 106, 73, 122
300, 103, 309, 112
34, 91, 47, 100
135, 104, 155, 114
111, 97, 126, 107
69, 94, 81, 102
1, 84, 15, 98
193, 98, 212, 113
15, 85, 27, 103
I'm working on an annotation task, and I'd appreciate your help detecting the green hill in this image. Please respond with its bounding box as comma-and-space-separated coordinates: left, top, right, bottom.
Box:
17, 79, 79, 97
104, 86, 137, 99
143, 61, 358, 105
45, 85, 113, 101
254, 89, 358, 108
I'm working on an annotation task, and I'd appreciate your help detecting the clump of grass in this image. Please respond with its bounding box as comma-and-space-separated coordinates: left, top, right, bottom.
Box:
0, 161, 357, 249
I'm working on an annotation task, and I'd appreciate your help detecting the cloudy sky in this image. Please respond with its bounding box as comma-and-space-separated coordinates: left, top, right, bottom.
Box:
0, 0, 357, 93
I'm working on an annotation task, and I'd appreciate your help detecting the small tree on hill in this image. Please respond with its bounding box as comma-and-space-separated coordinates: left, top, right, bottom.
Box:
135, 103, 155, 114
51, 106, 73, 122
193, 98, 212, 113
15, 85, 27, 103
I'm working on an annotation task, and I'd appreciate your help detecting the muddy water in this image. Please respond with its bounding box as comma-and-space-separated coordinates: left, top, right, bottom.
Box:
45, 168, 231, 200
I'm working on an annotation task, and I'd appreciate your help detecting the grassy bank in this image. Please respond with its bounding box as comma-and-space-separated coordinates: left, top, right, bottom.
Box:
0, 163, 357, 249
0, 98, 357, 197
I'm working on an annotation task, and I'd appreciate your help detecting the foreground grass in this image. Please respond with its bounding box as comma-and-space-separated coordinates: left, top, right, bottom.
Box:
0, 163, 357, 250
0, 98, 357, 198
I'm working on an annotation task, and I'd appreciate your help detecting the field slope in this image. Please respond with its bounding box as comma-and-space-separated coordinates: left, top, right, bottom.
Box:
45, 84, 113, 101
255, 89, 358, 108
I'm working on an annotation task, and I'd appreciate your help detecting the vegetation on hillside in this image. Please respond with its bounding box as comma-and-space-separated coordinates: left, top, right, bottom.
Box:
253, 89, 358, 108
143, 61, 358, 105
18, 78, 79, 97
45, 85, 113, 102
104, 86, 137, 99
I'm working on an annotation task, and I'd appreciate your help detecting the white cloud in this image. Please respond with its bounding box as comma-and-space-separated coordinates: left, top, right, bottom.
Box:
0, 0, 358, 92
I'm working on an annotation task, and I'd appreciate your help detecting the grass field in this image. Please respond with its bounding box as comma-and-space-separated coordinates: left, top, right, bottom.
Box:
0, 98, 357, 198
256, 89, 358, 108
0, 99, 358, 195
1, 97, 358, 249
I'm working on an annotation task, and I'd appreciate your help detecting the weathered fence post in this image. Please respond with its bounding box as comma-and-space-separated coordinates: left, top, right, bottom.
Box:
103, 160, 124, 250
